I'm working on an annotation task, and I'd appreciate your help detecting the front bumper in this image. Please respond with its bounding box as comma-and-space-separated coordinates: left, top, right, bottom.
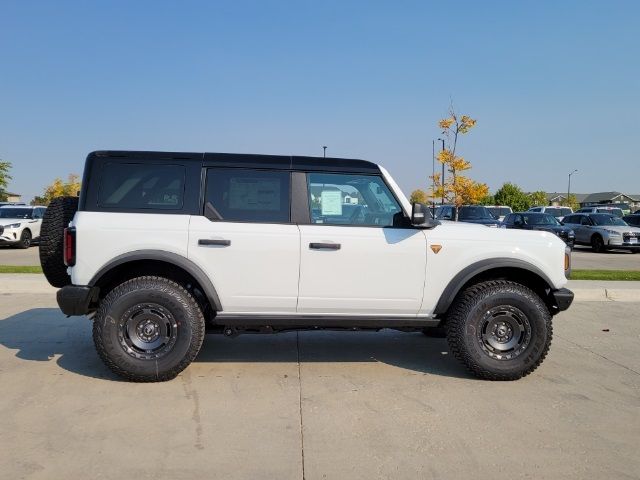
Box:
57, 285, 99, 316
551, 288, 574, 313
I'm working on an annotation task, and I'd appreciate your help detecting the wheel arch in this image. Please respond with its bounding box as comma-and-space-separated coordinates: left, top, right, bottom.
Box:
89, 250, 223, 312
433, 259, 555, 316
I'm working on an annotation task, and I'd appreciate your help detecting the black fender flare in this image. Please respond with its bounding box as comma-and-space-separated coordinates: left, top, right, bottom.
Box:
89, 250, 223, 311
433, 258, 554, 315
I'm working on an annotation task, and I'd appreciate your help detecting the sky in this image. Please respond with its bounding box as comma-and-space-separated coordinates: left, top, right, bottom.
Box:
1, 0, 639, 202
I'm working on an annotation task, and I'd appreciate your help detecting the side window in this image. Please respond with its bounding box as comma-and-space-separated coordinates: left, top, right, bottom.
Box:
205, 168, 290, 223
307, 173, 401, 227
504, 214, 513, 225
98, 163, 185, 210
580, 216, 591, 225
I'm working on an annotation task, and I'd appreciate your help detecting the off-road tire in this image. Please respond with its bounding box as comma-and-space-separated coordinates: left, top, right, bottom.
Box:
39, 196, 79, 287
15, 229, 32, 249
591, 234, 605, 253
93, 276, 205, 382
445, 280, 552, 381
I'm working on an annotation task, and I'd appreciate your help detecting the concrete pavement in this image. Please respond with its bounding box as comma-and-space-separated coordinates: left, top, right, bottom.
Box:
1, 284, 639, 479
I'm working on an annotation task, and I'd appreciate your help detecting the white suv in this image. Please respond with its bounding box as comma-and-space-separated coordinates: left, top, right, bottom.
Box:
40, 151, 573, 382
0, 205, 47, 248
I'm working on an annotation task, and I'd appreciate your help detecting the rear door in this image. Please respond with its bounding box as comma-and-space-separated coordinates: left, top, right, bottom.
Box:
297, 172, 427, 315
188, 167, 300, 313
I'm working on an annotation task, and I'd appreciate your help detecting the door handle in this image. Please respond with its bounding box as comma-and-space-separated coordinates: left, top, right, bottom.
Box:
198, 239, 231, 247
309, 242, 341, 250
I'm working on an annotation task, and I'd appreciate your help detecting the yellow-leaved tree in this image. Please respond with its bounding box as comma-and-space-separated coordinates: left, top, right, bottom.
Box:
32, 174, 81, 205
430, 109, 488, 207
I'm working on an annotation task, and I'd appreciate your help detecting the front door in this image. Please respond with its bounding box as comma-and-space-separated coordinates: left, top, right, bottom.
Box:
189, 167, 300, 314
297, 172, 427, 315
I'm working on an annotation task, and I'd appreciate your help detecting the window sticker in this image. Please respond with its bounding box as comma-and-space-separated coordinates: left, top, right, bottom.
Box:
321, 190, 342, 215
229, 178, 281, 211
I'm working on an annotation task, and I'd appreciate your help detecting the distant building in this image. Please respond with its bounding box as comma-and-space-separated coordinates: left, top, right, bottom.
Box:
5, 192, 22, 203
579, 192, 640, 210
541, 192, 588, 207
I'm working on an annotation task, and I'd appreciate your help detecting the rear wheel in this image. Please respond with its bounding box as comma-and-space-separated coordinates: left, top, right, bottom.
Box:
93, 276, 205, 382
15, 229, 32, 249
445, 280, 552, 381
591, 234, 605, 253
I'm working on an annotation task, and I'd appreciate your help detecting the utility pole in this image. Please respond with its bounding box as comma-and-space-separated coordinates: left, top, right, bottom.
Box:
438, 138, 445, 205
322, 146, 327, 158
568, 169, 578, 208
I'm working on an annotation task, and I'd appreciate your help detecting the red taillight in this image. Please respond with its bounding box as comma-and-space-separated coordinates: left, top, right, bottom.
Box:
63, 227, 76, 266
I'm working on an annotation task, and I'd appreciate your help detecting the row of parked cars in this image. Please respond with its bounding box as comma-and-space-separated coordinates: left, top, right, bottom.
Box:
432, 204, 640, 253
0, 204, 47, 248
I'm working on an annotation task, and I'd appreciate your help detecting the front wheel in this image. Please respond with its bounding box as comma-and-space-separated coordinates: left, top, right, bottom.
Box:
15, 229, 32, 249
445, 280, 552, 380
591, 235, 605, 253
93, 276, 205, 382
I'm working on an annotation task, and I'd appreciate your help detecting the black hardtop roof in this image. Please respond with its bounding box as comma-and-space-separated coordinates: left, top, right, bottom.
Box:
88, 150, 380, 174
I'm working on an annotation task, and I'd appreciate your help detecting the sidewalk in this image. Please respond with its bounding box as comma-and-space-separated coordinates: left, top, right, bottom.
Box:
1, 274, 639, 302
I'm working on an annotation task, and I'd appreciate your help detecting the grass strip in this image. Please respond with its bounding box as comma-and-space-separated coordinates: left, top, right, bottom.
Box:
0, 265, 43, 274
571, 269, 640, 281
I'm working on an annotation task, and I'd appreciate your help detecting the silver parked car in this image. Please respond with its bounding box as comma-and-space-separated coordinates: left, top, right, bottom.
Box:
562, 213, 640, 253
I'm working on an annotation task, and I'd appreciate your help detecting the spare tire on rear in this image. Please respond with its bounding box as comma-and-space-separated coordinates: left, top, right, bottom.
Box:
39, 196, 79, 288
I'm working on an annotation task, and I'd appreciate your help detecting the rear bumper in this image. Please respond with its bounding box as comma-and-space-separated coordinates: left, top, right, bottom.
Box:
57, 285, 99, 316
551, 288, 574, 313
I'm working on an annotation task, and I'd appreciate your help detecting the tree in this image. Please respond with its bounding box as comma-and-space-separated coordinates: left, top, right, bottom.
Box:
409, 189, 428, 204
32, 174, 81, 205
429, 108, 488, 206
0, 160, 12, 202
529, 191, 548, 207
565, 194, 579, 211
479, 194, 496, 206
494, 183, 531, 211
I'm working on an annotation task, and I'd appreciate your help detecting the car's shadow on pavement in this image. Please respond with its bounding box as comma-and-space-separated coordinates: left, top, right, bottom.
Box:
0, 308, 473, 381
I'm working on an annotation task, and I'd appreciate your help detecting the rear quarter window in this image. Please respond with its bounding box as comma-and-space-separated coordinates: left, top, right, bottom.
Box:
98, 163, 185, 210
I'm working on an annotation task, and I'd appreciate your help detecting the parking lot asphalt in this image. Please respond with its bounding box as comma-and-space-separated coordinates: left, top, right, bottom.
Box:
1, 287, 639, 479
2, 245, 640, 270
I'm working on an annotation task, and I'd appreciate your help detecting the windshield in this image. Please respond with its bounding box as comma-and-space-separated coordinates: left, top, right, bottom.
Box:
524, 213, 560, 226
458, 206, 493, 220
0, 208, 33, 219
591, 214, 627, 226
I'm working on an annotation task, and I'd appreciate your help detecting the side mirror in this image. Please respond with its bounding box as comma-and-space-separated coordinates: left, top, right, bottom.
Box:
411, 203, 439, 228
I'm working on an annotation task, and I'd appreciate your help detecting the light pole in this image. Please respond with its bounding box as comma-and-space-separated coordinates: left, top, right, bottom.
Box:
322, 146, 327, 158
568, 169, 578, 208
438, 138, 445, 205
431, 140, 435, 212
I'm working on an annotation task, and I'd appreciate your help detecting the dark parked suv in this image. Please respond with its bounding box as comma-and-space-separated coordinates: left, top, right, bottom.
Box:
434, 205, 501, 227
502, 212, 575, 248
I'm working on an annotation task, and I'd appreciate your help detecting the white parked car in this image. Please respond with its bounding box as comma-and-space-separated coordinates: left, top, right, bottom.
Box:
0, 205, 47, 248
527, 206, 573, 222
39, 151, 573, 382
486, 205, 513, 222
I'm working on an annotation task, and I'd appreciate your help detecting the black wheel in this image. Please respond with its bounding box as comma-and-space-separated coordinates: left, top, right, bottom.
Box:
93, 276, 205, 382
591, 234, 605, 253
15, 229, 32, 249
39, 196, 79, 287
445, 280, 552, 381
